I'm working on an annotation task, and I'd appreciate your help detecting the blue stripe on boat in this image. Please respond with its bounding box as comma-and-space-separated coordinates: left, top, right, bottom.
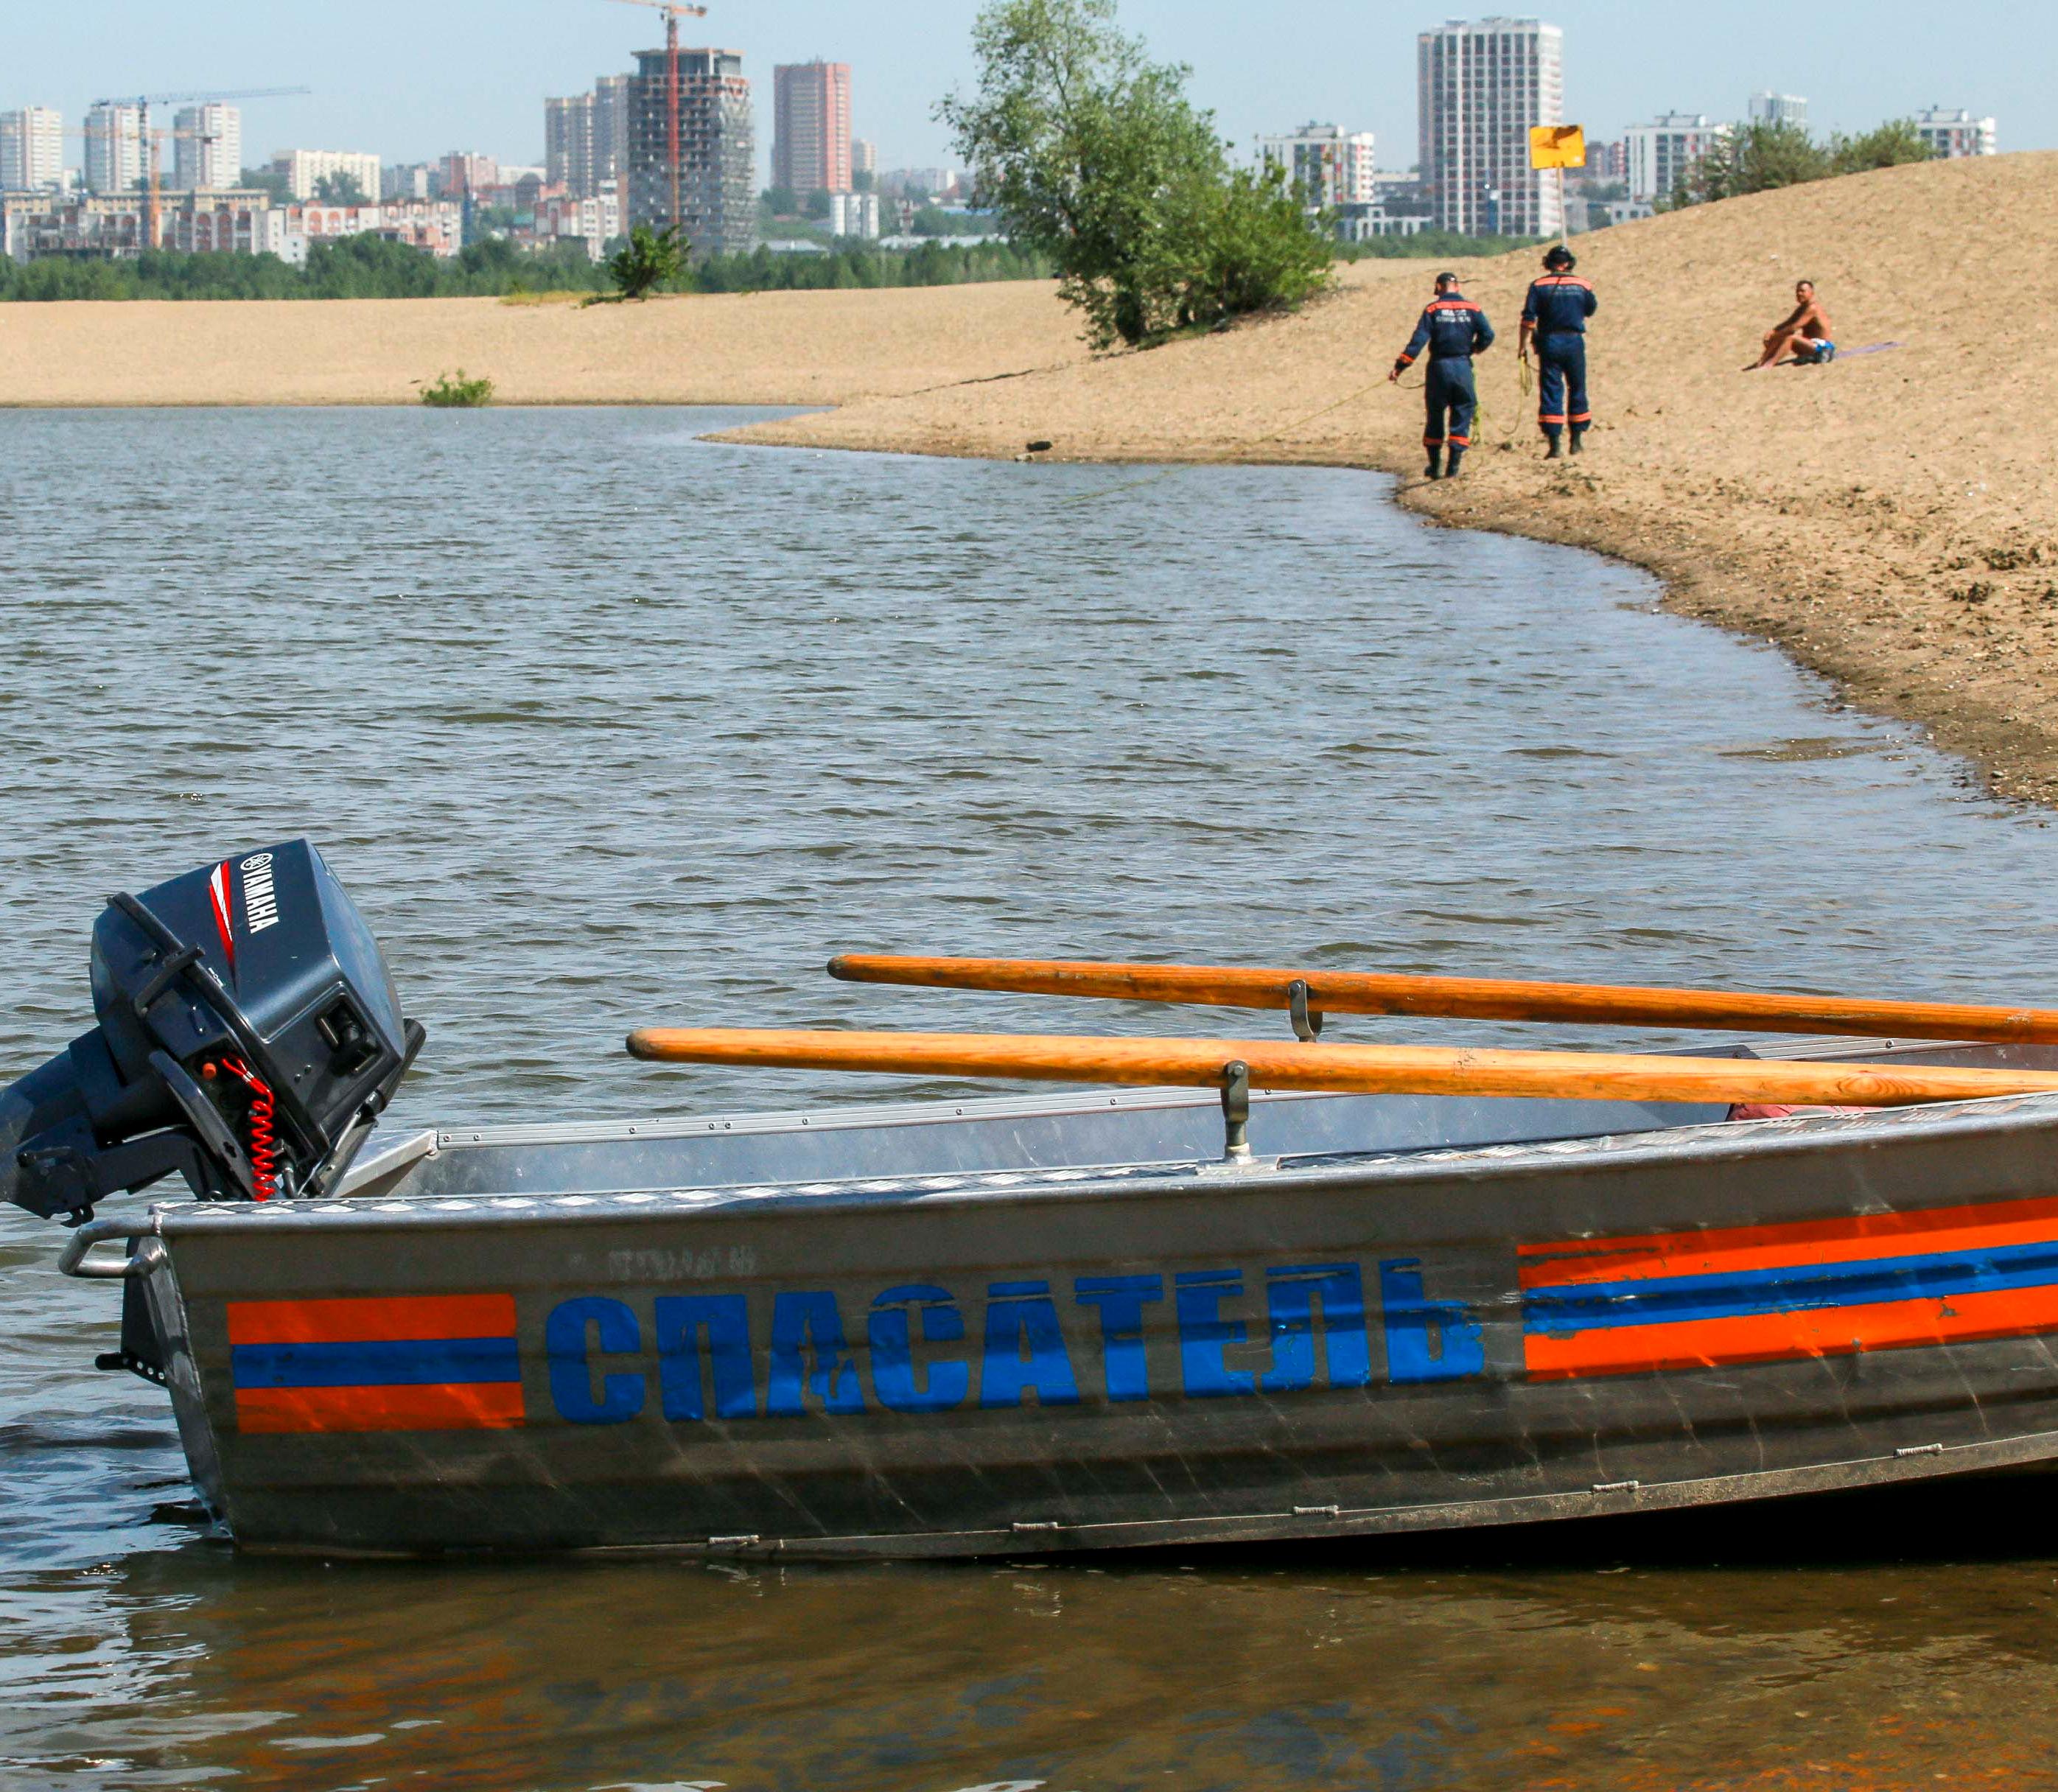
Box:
1522, 1239, 2058, 1334
231, 1337, 523, 1390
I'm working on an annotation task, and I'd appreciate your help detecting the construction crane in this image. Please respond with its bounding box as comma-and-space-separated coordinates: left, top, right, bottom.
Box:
601, 0, 709, 237
90, 86, 311, 249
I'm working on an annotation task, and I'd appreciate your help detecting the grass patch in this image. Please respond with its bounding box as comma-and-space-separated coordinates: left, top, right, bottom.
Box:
419, 369, 494, 407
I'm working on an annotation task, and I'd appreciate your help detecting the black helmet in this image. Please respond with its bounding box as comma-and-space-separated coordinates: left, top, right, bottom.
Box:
1544, 244, 1576, 271
1435, 270, 1460, 284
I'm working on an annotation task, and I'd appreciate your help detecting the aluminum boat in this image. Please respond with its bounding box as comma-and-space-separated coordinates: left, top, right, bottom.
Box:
16, 842, 2058, 1558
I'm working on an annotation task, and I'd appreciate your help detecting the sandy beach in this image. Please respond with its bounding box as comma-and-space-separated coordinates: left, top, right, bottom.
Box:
6, 151, 2054, 801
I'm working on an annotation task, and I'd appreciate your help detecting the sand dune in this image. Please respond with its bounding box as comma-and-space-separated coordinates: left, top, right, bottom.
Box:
4, 153, 2054, 799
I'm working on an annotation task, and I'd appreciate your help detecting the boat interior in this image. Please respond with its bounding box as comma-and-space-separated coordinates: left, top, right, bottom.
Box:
339, 1035, 2058, 1203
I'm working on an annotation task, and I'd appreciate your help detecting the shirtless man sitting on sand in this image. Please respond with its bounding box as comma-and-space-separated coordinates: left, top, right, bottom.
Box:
1746, 280, 1835, 368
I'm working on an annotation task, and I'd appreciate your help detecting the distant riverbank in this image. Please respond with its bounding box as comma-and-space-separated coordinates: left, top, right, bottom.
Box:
0, 281, 1087, 409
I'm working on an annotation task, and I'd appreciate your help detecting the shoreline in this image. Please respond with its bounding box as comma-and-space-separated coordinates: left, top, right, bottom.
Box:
4, 153, 2054, 804
718, 155, 2058, 808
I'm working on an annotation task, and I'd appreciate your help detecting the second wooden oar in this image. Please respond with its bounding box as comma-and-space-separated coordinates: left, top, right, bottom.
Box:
626, 1027, 2058, 1109
826, 953, 2058, 1045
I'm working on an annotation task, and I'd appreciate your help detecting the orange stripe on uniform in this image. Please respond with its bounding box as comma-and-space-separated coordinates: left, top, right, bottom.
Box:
234, 1382, 528, 1433
1524, 1280, 2058, 1380
227, 1294, 518, 1346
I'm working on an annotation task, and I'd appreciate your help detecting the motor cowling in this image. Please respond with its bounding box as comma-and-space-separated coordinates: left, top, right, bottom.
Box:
0, 841, 421, 1224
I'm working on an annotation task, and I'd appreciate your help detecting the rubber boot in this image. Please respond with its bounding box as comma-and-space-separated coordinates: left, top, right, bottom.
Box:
1569, 424, 1588, 456
1423, 447, 1443, 480
1444, 447, 1466, 480
1544, 432, 1564, 460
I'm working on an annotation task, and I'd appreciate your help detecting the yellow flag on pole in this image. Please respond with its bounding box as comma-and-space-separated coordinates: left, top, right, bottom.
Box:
1529, 125, 1586, 170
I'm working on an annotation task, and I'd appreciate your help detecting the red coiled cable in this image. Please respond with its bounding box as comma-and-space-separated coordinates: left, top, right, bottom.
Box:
216, 1056, 280, 1202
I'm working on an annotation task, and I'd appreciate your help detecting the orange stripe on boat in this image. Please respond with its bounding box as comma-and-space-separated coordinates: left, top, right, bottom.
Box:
1518, 1193, 2058, 1289
227, 1293, 518, 1346
1523, 1280, 2058, 1379
234, 1381, 527, 1433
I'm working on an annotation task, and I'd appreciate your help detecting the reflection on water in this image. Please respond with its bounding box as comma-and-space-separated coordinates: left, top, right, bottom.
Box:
4, 407, 2058, 1789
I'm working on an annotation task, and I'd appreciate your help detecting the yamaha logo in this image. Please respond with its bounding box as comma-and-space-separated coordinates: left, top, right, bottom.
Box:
239, 853, 280, 934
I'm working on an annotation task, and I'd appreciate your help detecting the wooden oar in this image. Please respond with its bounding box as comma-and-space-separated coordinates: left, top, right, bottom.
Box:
626, 1027, 2058, 1109
826, 953, 2058, 1046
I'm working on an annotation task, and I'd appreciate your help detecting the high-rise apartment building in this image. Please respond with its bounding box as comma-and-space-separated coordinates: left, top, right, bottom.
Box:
1625, 112, 1730, 203
1417, 18, 1564, 237
772, 60, 852, 195
435, 151, 498, 198
593, 76, 631, 192
0, 108, 64, 192
627, 47, 755, 253
84, 102, 144, 195
172, 104, 241, 192
546, 93, 595, 195
273, 148, 382, 201
1587, 138, 1627, 183
1748, 91, 1807, 130
850, 137, 877, 184
547, 77, 631, 200
382, 162, 434, 201
1914, 107, 1996, 158
1258, 124, 1377, 208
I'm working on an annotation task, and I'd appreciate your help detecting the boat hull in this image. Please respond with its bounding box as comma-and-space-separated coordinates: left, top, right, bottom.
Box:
121, 1082, 2058, 1558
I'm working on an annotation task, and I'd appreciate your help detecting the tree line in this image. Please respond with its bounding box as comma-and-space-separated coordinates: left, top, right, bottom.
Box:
1666, 119, 1936, 208
0, 233, 1051, 303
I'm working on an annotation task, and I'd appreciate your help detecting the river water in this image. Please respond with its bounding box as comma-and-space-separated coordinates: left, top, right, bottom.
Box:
4, 406, 2058, 1790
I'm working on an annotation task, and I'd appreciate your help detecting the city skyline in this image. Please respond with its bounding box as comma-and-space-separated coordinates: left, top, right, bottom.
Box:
1, 0, 2041, 187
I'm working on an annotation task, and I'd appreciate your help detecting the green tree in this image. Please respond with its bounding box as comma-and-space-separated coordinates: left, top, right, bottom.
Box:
1670, 115, 1932, 209
803, 187, 834, 220
605, 223, 684, 299
1673, 119, 1830, 206
937, 0, 1330, 348
760, 184, 799, 216
305, 234, 443, 298
1830, 118, 1934, 174
313, 171, 371, 206
241, 166, 290, 205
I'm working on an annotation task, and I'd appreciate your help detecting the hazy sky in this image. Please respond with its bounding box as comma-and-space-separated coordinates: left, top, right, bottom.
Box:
10, 1, 2037, 181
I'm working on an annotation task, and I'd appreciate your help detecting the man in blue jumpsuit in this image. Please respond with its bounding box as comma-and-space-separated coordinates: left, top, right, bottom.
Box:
1389, 271, 1494, 480
1519, 244, 1597, 458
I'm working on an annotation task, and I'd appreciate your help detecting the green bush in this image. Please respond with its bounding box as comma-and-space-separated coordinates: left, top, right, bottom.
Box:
1670, 116, 1932, 207
938, 0, 1331, 347
604, 223, 685, 300
420, 369, 493, 407
1829, 119, 1935, 174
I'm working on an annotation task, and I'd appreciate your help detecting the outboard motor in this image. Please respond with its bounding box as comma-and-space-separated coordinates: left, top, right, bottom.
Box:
1, 840, 422, 1228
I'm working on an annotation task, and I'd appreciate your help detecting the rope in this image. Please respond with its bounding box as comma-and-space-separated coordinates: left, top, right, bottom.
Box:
214, 1055, 280, 1201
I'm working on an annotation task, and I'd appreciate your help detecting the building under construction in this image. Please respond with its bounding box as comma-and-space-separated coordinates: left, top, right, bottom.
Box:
626, 46, 755, 256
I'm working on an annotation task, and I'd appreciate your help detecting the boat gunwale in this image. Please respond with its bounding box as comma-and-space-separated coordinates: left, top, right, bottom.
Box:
141, 1085, 2058, 1237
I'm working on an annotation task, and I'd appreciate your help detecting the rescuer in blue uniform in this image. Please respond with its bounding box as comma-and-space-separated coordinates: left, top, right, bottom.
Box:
1519, 244, 1598, 458
1389, 271, 1495, 480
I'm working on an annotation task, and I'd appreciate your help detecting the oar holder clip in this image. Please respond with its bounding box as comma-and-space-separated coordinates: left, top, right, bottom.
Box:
1219, 1060, 1253, 1161
1287, 980, 1324, 1042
